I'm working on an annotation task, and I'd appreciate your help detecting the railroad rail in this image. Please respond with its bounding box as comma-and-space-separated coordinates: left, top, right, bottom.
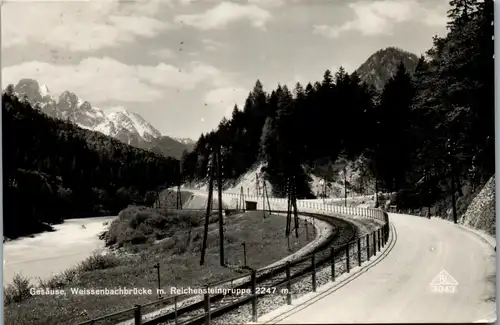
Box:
75, 207, 389, 325
132, 210, 356, 325
148, 212, 388, 325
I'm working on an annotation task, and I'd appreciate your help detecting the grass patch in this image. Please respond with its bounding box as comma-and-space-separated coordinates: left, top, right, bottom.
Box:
5, 210, 316, 325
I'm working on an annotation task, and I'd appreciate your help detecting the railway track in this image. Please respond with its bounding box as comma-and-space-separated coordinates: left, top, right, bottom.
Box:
141, 210, 357, 325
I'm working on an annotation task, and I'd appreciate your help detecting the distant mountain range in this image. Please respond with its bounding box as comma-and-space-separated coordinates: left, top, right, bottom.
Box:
11, 79, 194, 159
355, 47, 420, 91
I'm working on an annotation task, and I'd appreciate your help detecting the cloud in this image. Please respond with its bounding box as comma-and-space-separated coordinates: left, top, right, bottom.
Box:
204, 87, 248, 115
151, 48, 177, 60
3, 58, 233, 103
175, 2, 272, 30
201, 39, 225, 51
188, 61, 235, 87
2, 1, 170, 52
422, 8, 449, 27
247, 0, 285, 8
178, 0, 199, 5
247, 0, 303, 8
313, 0, 449, 38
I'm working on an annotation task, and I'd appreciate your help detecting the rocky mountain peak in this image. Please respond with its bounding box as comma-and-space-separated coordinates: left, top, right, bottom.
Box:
5, 79, 193, 159
14, 78, 44, 102
355, 47, 419, 91
79, 100, 93, 111
58, 91, 79, 107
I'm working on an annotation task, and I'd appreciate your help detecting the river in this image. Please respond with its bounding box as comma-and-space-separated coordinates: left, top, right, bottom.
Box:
3, 216, 116, 286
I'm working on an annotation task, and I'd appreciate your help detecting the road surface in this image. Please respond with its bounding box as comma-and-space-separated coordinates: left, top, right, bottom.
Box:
258, 213, 496, 323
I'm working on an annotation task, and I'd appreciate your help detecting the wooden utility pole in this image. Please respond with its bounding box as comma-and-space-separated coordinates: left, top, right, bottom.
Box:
344, 166, 348, 208
256, 174, 260, 197
291, 176, 299, 238
200, 151, 216, 266
285, 175, 299, 249
259, 173, 268, 218
263, 179, 272, 215
292, 194, 299, 238
176, 184, 181, 209
239, 186, 245, 210
285, 177, 292, 250
177, 160, 183, 209
216, 145, 225, 266
285, 177, 291, 235
262, 180, 266, 218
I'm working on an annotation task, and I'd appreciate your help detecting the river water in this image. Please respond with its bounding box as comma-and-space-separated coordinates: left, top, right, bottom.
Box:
3, 216, 116, 286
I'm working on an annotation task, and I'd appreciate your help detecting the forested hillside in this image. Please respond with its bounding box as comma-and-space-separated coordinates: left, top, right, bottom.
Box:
182, 0, 494, 218
3, 92, 180, 239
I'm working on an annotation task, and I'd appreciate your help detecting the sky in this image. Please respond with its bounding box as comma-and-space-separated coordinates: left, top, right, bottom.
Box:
2, 0, 449, 140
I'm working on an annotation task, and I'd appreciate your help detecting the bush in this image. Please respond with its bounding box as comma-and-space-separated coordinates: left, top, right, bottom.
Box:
37, 275, 66, 290
105, 205, 221, 249
144, 214, 168, 229
128, 211, 149, 229
4, 274, 33, 305
77, 252, 120, 272
129, 230, 148, 245
61, 269, 78, 283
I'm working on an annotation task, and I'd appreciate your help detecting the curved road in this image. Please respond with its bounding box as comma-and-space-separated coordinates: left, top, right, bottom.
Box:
258, 213, 496, 323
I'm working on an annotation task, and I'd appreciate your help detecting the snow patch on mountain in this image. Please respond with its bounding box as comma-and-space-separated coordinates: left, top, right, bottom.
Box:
174, 138, 196, 146
11, 79, 163, 144
39, 84, 50, 97
106, 108, 162, 142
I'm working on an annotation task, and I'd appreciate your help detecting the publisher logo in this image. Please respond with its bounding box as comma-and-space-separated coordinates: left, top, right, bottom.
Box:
430, 269, 458, 294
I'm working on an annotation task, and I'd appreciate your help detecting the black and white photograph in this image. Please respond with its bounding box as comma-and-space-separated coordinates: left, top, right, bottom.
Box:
1, 0, 496, 324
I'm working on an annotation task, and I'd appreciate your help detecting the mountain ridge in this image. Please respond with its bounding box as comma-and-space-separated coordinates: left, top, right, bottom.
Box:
9, 79, 193, 159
